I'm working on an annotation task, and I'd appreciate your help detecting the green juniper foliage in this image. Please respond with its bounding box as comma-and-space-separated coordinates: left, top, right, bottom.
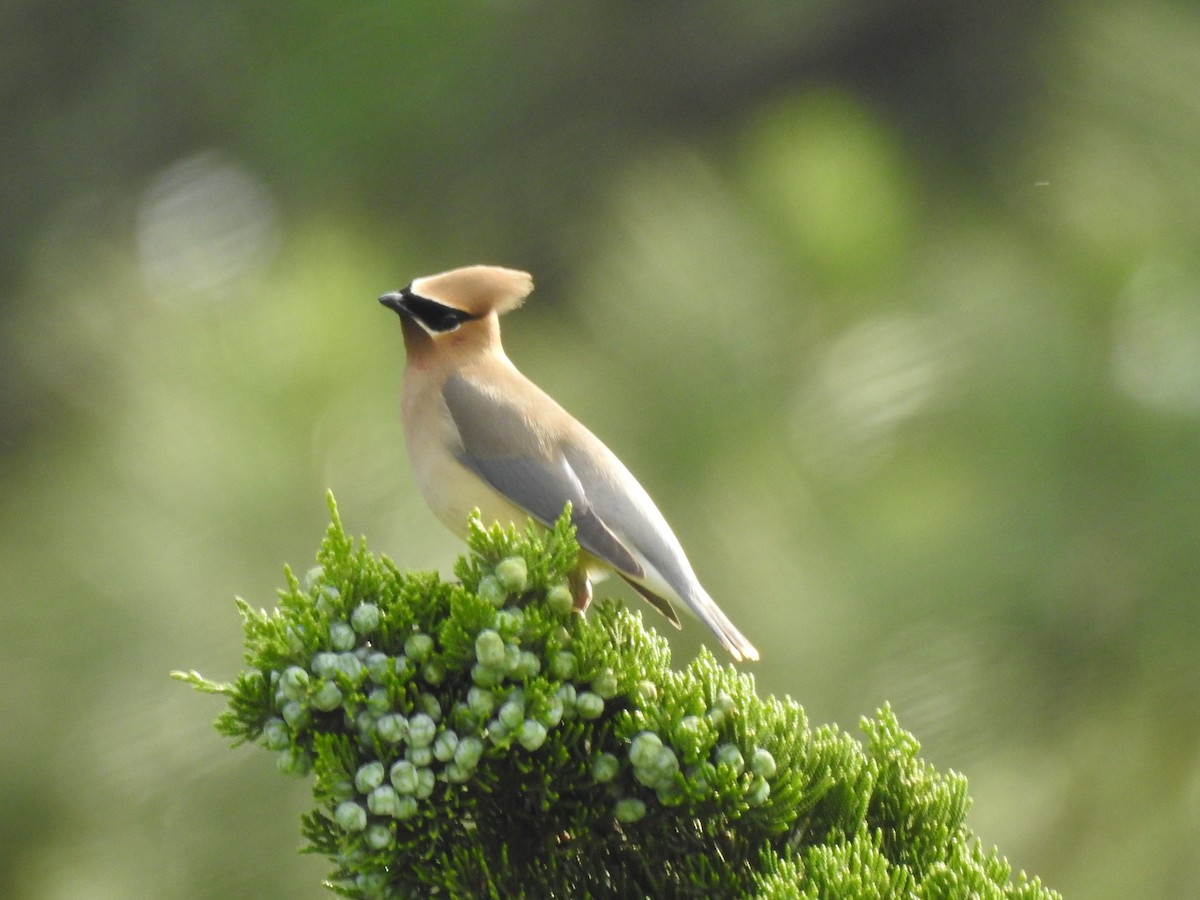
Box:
176, 495, 1059, 899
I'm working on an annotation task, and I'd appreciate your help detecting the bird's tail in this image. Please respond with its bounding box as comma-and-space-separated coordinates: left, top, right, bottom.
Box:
619, 570, 760, 662
686, 586, 760, 662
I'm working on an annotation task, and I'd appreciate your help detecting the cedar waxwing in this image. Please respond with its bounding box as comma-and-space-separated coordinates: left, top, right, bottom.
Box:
379, 265, 759, 662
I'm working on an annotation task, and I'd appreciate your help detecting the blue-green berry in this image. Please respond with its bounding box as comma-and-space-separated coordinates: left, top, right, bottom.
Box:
455, 736, 484, 770
334, 801, 367, 832
749, 748, 777, 778
635, 745, 679, 789
471, 663, 504, 688
390, 760, 419, 794
303, 565, 324, 590
263, 717, 290, 750
550, 651, 576, 680
407, 713, 436, 748
395, 794, 419, 819
407, 745, 433, 767
330, 779, 356, 802
418, 693, 442, 721
404, 633, 433, 662
518, 720, 548, 751
657, 755, 681, 787
376, 713, 407, 744
366, 688, 391, 716
502, 643, 521, 674
355, 761, 386, 794
515, 650, 541, 678
367, 785, 401, 817
364, 652, 391, 684
546, 583, 574, 618
329, 621, 356, 651
279, 666, 309, 701
498, 699, 525, 731
592, 753, 620, 783
575, 691, 605, 720
277, 747, 311, 776
538, 695, 564, 729
311, 681, 343, 712
657, 781, 686, 806
674, 715, 705, 750
468, 687, 497, 718
357, 871, 387, 896
707, 694, 736, 727
629, 732, 664, 769
365, 823, 393, 850
496, 608, 524, 633
714, 743, 744, 772
477, 575, 506, 607
311, 652, 339, 678
614, 798, 647, 823
443, 762, 472, 783
415, 767, 436, 799
555, 683, 577, 719
355, 711, 376, 742
336, 653, 365, 683
350, 603, 380, 634
433, 730, 459, 762
448, 698, 470, 723
746, 776, 771, 806
285, 626, 306, 655
475, 630, 506, 668
635, 681, 658, 704
494, 556, 528, 592
281, 700, 309, 729
591, 670, 619, 700
421, 659, 446, 686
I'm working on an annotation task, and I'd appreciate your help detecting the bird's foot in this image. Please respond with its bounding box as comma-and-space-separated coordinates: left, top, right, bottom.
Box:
569, 571, 592, 614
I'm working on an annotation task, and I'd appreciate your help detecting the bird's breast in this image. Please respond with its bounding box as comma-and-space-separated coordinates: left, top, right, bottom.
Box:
402, 382, 530, 537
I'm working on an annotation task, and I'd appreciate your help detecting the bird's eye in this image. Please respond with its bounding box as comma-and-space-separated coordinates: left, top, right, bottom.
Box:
404, 294, 474, 333
436, 309, 469, 332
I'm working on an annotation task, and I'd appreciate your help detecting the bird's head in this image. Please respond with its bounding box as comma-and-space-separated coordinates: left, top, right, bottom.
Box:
379, 265, 533, 349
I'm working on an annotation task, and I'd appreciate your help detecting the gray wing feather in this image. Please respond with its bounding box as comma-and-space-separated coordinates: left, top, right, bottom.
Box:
443, 375, 645, 577
562, 443, 695, 598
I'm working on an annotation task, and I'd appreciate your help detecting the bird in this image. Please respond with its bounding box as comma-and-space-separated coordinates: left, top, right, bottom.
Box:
379, 264, 759, 662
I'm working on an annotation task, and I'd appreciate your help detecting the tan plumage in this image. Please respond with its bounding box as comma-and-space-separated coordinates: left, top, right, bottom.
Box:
379, 264, 759, 662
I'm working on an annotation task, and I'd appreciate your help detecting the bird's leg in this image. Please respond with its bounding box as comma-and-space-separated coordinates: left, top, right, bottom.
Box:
568, 569, 593, 613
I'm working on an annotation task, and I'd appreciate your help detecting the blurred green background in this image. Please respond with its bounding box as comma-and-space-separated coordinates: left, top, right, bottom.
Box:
3, 1, 1199, 896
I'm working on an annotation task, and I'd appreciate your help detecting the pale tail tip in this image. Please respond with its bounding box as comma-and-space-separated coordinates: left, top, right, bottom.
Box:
725, 637, 760, 663
710, 614, 759, 662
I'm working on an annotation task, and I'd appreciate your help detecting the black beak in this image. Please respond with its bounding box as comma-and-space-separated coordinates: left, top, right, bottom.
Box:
379, 291, 407, 315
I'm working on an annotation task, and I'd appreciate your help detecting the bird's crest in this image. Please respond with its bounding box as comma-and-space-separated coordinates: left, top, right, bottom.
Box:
410, 265, 533, 318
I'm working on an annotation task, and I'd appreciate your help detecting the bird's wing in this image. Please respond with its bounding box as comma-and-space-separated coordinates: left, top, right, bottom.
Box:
442, 374, 645, 578
560, 441, 694, 623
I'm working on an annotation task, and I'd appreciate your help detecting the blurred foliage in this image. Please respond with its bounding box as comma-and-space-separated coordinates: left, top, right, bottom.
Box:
2, 1, 1199, 898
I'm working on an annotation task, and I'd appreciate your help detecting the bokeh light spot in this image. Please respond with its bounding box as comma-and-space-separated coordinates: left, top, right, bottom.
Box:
792, 312, 949, 476
136, 151, 280, 304
1112, 261, 1200, 416
741, 89, 917, 286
